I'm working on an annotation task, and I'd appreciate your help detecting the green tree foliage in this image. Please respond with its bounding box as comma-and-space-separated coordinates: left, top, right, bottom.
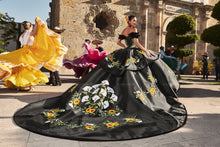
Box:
211, 1, 220, 21
166, 14, 199, 60
201, 1, 220, 57
168, 14, 196, 35
175, 48, 195, 58
166, 14, 199, 51
213, 47, 220, 57
201, 24, 220, 47
0, 13, 6, 53
166, 34, 199, 47
0, 13, 18, 49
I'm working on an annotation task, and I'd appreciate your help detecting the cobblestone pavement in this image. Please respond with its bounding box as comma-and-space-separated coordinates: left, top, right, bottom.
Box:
0, 73, 220, 147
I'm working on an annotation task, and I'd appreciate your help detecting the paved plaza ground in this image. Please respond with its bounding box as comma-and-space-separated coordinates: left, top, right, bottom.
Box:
0, 72, 219, 147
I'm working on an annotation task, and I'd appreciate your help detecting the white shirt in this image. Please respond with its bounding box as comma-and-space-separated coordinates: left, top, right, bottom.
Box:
19, 30, 34, 47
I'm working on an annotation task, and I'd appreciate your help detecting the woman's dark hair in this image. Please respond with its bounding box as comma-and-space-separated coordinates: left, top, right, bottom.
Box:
160, 46, 165, 51
85, 39, 90, 43
22, 21, 32, 30
128, 15, 135, 21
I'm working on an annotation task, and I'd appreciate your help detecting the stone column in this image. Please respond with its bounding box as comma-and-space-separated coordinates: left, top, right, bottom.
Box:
143, 1, 150, 49
193, 4, 199, 61
161, 31, 167, 48
203, 9, 211, 52
157, 0, 163, 52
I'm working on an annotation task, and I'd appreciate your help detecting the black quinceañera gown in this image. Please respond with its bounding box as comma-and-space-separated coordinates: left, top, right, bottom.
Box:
14, 32, 187, 141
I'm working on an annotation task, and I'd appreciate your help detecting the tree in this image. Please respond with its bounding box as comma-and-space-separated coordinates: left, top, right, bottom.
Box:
0, 13, 6, 53
201, 1, 220, 57
166, 14, 199, 53
0, 13, 18, 50
166, 14, 199, 78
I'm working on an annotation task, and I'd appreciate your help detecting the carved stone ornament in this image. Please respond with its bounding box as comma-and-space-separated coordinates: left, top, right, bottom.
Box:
84, 4, 119, 40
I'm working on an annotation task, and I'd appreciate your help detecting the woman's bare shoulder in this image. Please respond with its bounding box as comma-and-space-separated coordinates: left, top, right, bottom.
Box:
121, 27, 136, 36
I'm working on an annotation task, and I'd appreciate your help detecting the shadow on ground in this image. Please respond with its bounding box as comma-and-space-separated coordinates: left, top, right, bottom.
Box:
178, 87, 220, 98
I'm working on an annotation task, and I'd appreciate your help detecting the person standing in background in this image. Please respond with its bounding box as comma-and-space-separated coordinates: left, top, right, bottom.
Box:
46, 26, 65, 86
202, 52, 209, 79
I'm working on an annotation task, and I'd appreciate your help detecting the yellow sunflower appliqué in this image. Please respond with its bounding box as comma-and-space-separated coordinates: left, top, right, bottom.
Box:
113, 122, 119, 127
109, 110, 116, 114
51, 109, 60, 113
132, 58, 136, 62
108, 55, 113, 60
148, 75, 155, 83
85, 125, 94, 130
150, 88, 156, 95
125, 118, 135, 122
47, 113, 55, 118
139, 93, 145, 100
112, 62, 117, 67
106, 123, 114, 128
139, 50, 144, 54
86, 108, 96, 114
70, 86, 76, 92
74, 99, 80, 105
124, 118, 142, 123
105, 122, 119, 128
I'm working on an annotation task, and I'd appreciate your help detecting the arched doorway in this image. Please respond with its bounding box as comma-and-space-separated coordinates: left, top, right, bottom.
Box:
161, 15, 177, 50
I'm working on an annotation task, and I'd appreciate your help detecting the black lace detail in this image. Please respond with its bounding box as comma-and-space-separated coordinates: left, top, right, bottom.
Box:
129, 32, 140, 38
118, 35, 126, 40
118, 32, 140, 40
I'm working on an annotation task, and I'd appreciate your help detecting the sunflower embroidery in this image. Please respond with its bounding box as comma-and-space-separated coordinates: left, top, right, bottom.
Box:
148, 75, 155, 83
105, 121, 120, 128
73, 99, 80, 105
139, 50, 144, 54
124, 118, 142, 123
46, 113, 55, 118
109, 109, 116, 114
149, 88, 156, 95
108, 55, 113, 60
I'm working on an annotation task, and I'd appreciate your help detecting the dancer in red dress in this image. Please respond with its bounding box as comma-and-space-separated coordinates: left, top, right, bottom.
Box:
63, 40, 108, 78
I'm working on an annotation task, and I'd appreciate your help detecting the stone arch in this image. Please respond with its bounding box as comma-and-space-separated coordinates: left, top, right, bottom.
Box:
161, 15, 178, 48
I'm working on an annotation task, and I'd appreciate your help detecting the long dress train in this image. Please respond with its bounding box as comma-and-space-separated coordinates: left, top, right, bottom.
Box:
13, 32, 187, 141
0, 17, 68, 89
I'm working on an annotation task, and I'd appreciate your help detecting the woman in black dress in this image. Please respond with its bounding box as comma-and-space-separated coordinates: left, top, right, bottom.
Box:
13, 15, 187, 141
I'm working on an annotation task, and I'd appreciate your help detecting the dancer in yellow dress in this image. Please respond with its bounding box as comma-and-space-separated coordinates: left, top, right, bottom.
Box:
0, 17, 68, 90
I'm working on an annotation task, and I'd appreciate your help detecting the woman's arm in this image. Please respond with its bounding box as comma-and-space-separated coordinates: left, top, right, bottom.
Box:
117, 39, 126, 48
134, 38, 151, 57
116, 28, 127, 48
30, 19, 38, 36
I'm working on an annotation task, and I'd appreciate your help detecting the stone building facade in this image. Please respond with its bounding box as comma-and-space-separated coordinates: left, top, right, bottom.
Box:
49, 0, 219, 73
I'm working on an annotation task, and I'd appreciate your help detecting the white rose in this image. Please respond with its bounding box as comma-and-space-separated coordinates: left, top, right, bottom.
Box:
68, 102, 73, 108
100, 88, 107, 96
92, 95, 100, 102
111, 94, 118, 102
103, 101, 109, 109
107, 87, 114, 93
116, 113, 120, 116
82, 86, 92, 92
92, 88, 99, 94
82, 95, 89, 102
92, 84, 99, 89
136, 91, 141, 94
102, 80, 109, 85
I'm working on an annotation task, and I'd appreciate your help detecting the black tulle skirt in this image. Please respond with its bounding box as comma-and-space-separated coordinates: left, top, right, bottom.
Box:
13, 48, 187, 141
